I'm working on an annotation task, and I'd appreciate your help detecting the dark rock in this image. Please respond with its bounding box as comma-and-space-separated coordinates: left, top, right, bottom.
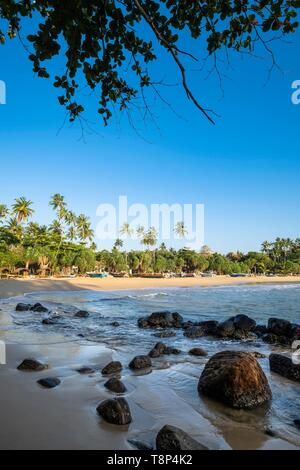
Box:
74, 310, 89, 318
153, 331, 176, 338
198, 351, 272, 409
268, 318, 292, 337
216, 316, 257, 340
149, 342, 166, 358
189, 348, 208, 357
149, 343, 181, 358
262, 333, 291, 346
104, 377, 127, 393
138, 311, 183, 329
255, 325, 268, 336
198, 320, 219, 335
269, 354, 300, 382
129, 355, 152, 370
294, 419, 300, 430
102, 361, 123, 375
184, 326, 206, 338
97, 398, 132, 425
16, 303, 32, 312
76, 366, 95, 375
216, 319, 235, 338
31, 303, 48, 313
17, 359, 49, 372
42, 315, 61, 325
156, 425, 208, 451
37, 377, 61, 389
128, 440, 153, 451
111, 321, 120, 327
231, 314, 256, 332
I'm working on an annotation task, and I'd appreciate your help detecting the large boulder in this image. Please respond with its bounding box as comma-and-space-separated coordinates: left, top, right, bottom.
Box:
156, 425, 208, 451
129, 355, 152, 370
102, 361, 122, 375
269, 354, 300, 382
198, 351, 272, 409
17, 359, 49, 372
97, 398, 132, 425
138, 311, 183, 329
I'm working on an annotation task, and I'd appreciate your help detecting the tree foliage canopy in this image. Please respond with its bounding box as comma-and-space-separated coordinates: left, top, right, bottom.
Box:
0, 1, 299, 124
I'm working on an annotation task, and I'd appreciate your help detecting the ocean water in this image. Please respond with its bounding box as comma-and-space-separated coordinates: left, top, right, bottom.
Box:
0, 283, 300, 449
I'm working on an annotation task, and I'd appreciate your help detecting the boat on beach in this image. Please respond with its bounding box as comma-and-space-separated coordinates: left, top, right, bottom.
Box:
86, 272, 108, 279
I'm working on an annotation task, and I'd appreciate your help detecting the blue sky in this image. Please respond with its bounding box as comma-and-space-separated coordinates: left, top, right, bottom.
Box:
0, 22, 299, 253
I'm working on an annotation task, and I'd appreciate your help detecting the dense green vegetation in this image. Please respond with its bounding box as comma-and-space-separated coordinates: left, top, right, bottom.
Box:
1, 196, 299, 277
0, 195, 96, 276
96, 239, 300, 275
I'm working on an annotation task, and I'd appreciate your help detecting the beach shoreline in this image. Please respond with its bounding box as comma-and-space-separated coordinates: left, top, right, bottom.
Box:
1, 277, 300, 450
1, 274, 300, 299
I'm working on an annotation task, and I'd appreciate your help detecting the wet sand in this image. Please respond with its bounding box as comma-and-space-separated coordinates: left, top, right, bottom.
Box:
1, 274, 300, 299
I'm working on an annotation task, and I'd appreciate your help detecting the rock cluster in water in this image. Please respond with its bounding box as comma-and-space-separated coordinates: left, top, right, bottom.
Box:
16, 302, 48, 313
138, 310, 300, 347
138, 311, 183, 329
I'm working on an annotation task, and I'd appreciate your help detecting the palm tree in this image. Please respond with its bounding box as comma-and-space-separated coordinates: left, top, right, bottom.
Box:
120, 222, 133, 272
5, 217, 24, 239
139, 227, 158, 249
114, 238, 124, 250
49, 194, 67, 219
174, 221, 188, 239
120, 222, 134, 239
77, 214, 94, 243
67, 226, 77, 242
12, 197, 34, 223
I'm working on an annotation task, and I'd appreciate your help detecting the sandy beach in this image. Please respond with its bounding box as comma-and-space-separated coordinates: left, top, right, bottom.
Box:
0, 277, 300, 450
1, 274, 300, 299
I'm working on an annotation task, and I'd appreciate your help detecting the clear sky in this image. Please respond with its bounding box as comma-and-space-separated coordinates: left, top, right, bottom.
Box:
0, 23, 299, 253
